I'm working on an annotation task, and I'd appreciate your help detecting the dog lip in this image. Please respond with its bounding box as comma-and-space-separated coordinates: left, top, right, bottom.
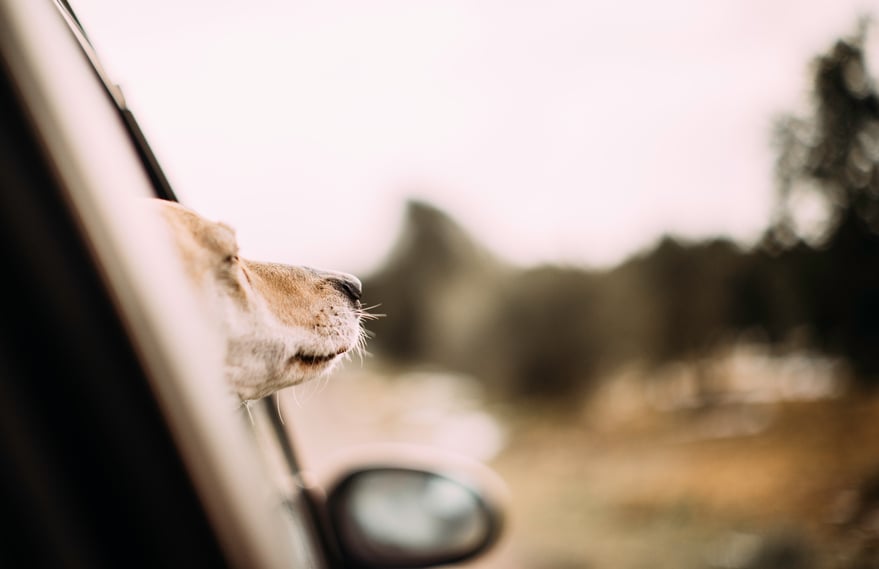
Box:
291, 347, 349, 366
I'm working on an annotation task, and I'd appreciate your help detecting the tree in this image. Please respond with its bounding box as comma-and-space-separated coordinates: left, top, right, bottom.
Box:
772, 22, 879, 242
770, 23, 879, 381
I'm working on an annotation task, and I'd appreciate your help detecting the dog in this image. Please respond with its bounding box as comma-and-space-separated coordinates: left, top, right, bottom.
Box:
155, 199, 369, 401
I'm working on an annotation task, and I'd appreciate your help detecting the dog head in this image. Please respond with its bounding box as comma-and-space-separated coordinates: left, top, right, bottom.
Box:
155, 200, 367, 401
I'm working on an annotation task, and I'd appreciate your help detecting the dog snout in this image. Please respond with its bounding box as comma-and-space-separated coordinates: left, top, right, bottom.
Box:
322, 271, 363, 304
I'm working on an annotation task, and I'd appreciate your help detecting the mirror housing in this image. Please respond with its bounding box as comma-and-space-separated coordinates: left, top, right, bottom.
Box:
322, 455, 505, 568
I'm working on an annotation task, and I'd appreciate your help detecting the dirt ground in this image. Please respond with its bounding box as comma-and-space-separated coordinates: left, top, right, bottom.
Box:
481, 396, 879, 568
286, 365, 879, 569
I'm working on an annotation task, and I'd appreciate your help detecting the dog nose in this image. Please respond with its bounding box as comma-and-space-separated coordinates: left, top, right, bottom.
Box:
325, 272, 362, 303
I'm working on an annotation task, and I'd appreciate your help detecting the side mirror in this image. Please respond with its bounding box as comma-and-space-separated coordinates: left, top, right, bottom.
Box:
325, 466, 503, 568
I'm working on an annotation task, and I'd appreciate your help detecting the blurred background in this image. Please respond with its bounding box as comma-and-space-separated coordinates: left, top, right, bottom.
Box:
74, 1, 879, 567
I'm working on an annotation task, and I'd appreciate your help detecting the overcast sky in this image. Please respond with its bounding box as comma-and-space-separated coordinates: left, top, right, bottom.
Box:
72, 0, 877, 274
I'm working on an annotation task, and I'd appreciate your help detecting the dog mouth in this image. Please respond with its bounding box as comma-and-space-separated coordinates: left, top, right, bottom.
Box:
290, 347, 349, 366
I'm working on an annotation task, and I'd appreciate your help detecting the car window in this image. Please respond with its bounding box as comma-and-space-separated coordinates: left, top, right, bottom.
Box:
1, 1, 327, 567
69, 1, 879, 567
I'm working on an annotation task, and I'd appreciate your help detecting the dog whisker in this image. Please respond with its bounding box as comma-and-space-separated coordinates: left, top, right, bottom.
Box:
316, 372, 332, 395
356, 303, 385, 322
275, 393, 285, 425
291, 384, 304, 408
241, 399, 256, 424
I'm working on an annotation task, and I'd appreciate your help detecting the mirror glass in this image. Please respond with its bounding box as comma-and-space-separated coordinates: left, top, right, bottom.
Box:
329, 468, 495, 567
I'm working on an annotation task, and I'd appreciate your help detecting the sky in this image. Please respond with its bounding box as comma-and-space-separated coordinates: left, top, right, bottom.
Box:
71, 0, 878, 275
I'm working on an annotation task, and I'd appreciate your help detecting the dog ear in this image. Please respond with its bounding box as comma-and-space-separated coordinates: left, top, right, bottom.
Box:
155, 200, 241, 284
199, 220, 240, 264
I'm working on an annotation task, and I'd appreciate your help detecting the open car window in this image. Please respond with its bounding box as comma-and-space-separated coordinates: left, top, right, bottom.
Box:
2, 4, 506, 568
0, 1, 319, 567
53, 0, 177, 201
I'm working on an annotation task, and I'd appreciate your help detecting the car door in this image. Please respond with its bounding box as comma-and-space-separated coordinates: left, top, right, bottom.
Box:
0, 1, 326, 567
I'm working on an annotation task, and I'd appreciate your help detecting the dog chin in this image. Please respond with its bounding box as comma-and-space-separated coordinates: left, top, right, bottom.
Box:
228, 348, 350, 401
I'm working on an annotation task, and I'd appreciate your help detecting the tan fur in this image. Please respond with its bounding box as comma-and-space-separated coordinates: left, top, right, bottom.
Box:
155, 200, 365, 401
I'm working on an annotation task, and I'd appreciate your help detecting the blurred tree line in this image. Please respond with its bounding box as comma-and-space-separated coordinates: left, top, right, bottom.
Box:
363, 27, 879, 400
